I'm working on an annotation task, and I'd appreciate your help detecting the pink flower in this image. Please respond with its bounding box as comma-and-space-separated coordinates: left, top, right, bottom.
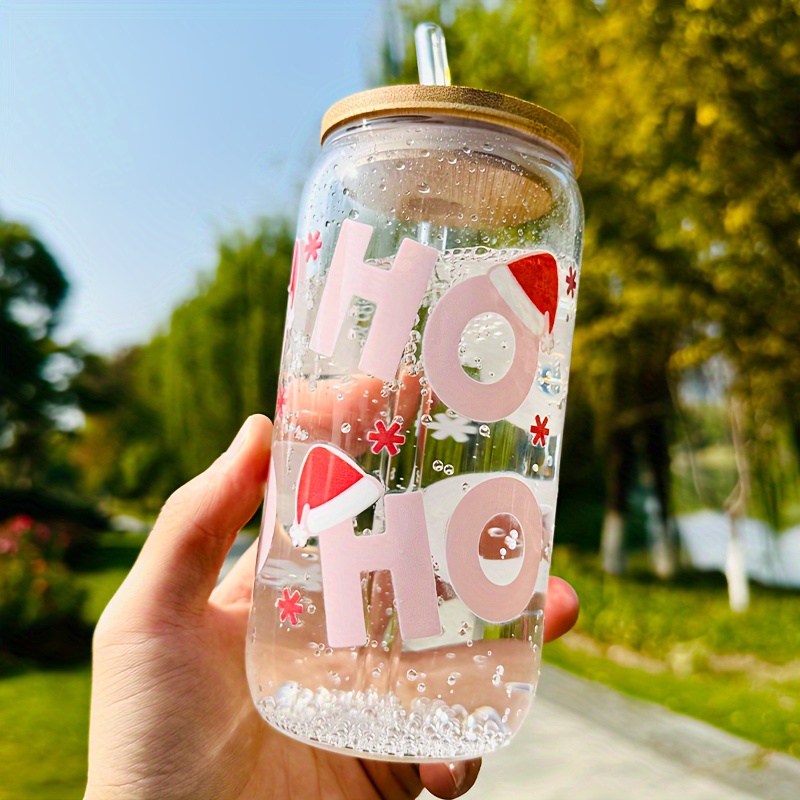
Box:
10, 515, 34, 534
0, 538, 19, 555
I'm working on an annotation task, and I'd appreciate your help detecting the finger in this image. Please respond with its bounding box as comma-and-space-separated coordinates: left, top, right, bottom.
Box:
419, 760, 481, 799
543, 576, 579, 643
211, 537, 259, 607
286, 373, 422, 455
128, 415, 272, 618
359, 760, 423, 800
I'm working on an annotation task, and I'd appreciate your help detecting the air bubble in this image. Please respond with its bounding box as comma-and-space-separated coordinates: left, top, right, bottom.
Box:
340, 422, 351, 433
479, 425, 491, 437
432, 460, 444, 472
443, 464, 454, 476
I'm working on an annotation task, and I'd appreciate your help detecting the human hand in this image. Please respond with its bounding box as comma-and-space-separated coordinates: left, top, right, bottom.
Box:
85, 414, 579, 800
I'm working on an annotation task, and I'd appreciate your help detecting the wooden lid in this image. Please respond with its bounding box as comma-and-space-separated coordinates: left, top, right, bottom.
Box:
321, 84, 582, 177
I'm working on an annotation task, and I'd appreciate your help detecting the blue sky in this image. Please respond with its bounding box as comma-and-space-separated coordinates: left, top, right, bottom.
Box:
1, 0, 396, 352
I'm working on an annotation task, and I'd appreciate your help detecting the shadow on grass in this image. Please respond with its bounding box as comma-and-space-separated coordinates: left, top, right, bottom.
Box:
69, 532, 147, 573
0, 618, 93, 678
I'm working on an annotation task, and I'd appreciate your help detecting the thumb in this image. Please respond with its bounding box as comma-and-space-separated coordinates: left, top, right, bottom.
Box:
124, 415, 272, 620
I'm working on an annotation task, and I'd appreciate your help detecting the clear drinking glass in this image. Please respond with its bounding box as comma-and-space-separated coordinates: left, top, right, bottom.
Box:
247, 85, 583, 761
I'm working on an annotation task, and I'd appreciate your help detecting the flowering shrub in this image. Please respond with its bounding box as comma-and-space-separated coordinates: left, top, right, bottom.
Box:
0, 516, 87, 660
0, 515, 74, 561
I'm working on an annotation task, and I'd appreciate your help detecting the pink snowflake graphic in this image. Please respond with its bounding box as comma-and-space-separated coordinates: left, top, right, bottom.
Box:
277, 587, 303, 625
366, 420, 406, 456
566, 266, 578, 298
304, 231, 322, 263
530, 415, 550, 447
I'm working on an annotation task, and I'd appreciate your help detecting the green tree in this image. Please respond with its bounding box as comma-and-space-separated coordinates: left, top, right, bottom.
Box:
393, 0, 800, 565
78, 220, 293, 507
0, 217, 74, 487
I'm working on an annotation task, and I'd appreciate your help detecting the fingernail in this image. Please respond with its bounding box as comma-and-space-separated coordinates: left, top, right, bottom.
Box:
226, 416, 253, 459
448, 762, 467, 796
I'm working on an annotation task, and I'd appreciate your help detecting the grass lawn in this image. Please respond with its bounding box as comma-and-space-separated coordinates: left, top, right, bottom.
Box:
0, 533, 145, 800
547, 547, 800, 757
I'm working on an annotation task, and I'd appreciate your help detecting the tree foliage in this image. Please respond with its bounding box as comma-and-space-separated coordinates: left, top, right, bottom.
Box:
76, 221, 293, 506
0, 217, 75, 486
395, 0, 800, 538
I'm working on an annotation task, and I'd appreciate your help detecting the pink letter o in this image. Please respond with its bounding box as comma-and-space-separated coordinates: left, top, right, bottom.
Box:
445, 476, 542, 623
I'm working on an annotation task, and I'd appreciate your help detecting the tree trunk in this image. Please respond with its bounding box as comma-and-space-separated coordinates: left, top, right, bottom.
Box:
601, 431, 634, 575
725, 512, 750, 612
724, 396, 751, 613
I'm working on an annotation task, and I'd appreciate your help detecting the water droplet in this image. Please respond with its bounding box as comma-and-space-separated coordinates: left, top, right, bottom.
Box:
406, 669, 418, 681
479, 424, 491, 437
340, 422, 351, 433
307, 604, 316, 614
417, 682, 426, 692
447, 672, 461, 686
417, 182, 430, 194
372, 667, 382, 678
443, 464, 454, 476
432, 460, 444, 472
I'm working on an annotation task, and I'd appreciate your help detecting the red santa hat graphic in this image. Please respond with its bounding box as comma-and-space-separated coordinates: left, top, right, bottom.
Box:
290, 444, 384, 546
489, 252, 559, 335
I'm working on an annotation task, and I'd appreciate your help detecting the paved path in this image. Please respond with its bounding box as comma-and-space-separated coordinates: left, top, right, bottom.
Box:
423, 665, 800, 800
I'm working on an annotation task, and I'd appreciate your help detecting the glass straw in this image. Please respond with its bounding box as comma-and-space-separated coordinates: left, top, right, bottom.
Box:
408, 23, 452, 491
415, 22, 451, 86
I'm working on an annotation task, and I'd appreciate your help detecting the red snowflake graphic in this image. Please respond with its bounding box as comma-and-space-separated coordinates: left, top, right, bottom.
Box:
275, 385, 287, 419
277, 587, 303, 625
304, 231, 322, 263
530, 415, 550, 447
366, 420, 406, 456
566, 266, 578, 298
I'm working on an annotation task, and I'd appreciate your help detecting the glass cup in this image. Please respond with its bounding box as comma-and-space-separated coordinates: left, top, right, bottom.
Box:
247, 85, 583, 761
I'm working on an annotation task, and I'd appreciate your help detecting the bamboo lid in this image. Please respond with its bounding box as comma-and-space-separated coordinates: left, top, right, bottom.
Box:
321, 85, 582, 177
